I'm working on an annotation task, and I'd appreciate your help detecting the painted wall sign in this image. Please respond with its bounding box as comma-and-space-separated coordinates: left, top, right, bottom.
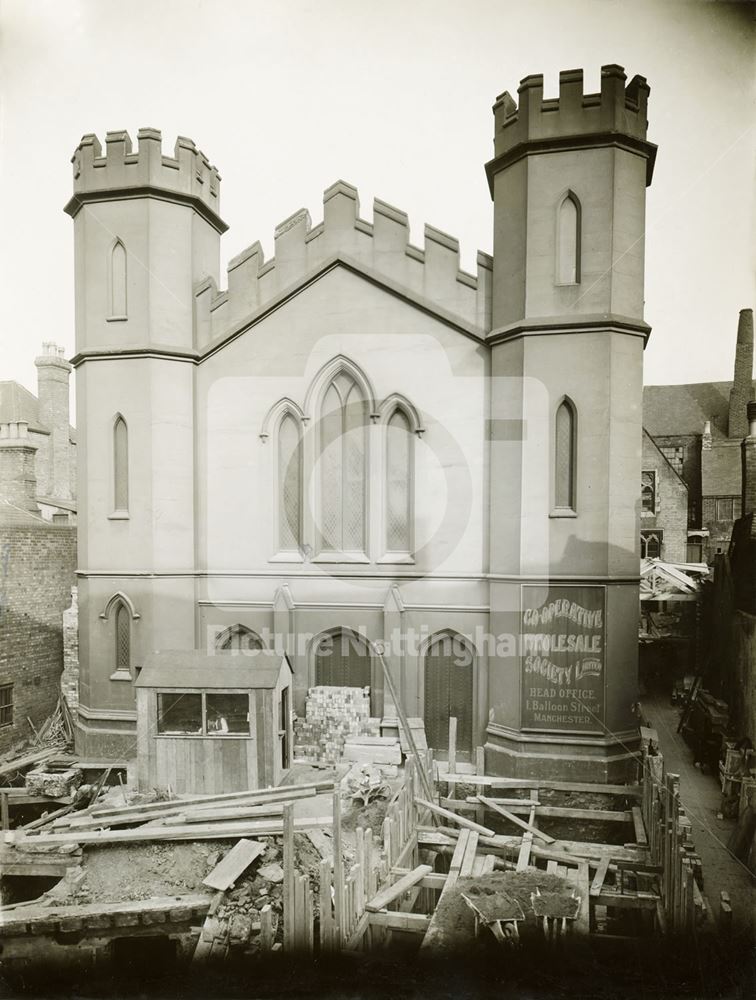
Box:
520, 584, 606, 734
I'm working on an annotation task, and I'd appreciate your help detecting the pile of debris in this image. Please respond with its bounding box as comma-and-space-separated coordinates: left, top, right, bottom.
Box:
294, 686, 381, 764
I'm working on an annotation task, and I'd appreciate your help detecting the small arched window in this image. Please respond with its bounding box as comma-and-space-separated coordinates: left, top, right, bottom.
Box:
556, 193, 581, 285
114, 416, 129, 512
109, 240, 127, 319
555, 398, 577, 510
278, 414, 302, 551
217, 625, 264, 652
386, 409, 412, 553
319, 374, 367, 552
115, 602, 131, 673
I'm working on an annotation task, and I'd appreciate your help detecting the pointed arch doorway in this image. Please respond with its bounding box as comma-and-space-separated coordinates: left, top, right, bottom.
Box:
423, 631, 474, 756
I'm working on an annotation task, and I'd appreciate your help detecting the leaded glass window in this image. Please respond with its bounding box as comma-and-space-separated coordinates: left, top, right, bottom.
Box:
386, 409, 411, 551
319, 375, 366, 552
115, 603, 130, 672
278, 414, 301, 550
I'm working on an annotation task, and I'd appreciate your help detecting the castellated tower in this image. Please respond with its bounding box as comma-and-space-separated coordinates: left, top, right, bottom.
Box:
485, 66, 656, 779
65, 131, 225, 755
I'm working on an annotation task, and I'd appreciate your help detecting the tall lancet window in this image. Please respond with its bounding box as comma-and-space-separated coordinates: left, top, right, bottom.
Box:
554, 398, 577, 510
556, 193, 581, 285
320, 374, 366, 552
114, 415, 129, 512
278, 414, 301, 551
109, 240, 128, 319
115, 602, 131, 674
386, 409, 411, 553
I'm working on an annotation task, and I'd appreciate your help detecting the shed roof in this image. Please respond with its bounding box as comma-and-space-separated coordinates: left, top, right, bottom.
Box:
136, 650, 292, 689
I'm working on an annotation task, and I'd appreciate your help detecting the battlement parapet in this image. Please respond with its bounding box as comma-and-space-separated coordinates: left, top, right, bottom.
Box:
68, 129, 224, 229
493, 64, 650, 158
195, 183, 492, 346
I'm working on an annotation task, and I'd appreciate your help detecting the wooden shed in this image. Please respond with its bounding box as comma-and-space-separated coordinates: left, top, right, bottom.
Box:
135, 650, 293, 794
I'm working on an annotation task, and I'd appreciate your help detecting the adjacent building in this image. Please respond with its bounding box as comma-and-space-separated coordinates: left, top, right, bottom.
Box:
643, 309, 754, 563
0, 343, 77, 523
67, 65, 657, 781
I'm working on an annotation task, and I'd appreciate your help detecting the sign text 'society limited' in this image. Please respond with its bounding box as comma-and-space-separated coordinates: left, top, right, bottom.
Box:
520, 585, 606, 734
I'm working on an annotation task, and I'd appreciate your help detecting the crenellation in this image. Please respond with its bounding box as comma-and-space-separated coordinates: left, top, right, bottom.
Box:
70, 129, 222, 220
194, 184, 489, 345
493, 63, 651, 158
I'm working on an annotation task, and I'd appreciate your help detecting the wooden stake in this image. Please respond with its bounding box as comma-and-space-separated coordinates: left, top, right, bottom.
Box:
332, 791, 344, 948
282, 803, 295, 951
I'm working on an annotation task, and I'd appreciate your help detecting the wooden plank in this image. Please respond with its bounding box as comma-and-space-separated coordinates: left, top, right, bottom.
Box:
365, 864, 432, 913
516, 833, 532, 871
259, 904, 274, 950
575, 860, 590, 935
439, 773, 642, 797
632, 806, 648, 846
10, 815, 333, 848
477, 795, 556, 844
471, 797, 630, 823
174, 804, 285, 824
459, 830, 479, 877
282, 804, 295, 951
595, 892, 659, 910
377, 652, 435, 806
414, 797, 495, 837
369, 910, 430, 932
90, 781, 334, 819
447, 717, 457, 797
590, 856, 611, 898
332, 791, 344, 947
202, 839, 266, 891
1, 792, 9, 831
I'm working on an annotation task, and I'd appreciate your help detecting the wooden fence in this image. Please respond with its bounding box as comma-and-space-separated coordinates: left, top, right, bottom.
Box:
640, 748, 704, 933
282, 754, 423, 952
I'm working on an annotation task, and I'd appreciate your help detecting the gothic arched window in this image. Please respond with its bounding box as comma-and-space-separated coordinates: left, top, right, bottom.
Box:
115, 602, 131, 674
319, 374, 367, 552
109, 240, 127, 319
555, 398, 577, 510
557, 192, 581, 285
217, 625, 264, 652
385, 409, 412, 553
113, 415, 129, 512
278, 414, 302, 551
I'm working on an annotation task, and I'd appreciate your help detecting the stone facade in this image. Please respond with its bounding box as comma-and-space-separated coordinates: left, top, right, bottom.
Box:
0, 504, 77, 753
68, 65, 656, 781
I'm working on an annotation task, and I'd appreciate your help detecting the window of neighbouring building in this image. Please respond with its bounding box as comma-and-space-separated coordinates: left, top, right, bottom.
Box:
686, 535, 704, 562
660, 446, 684, 475
641, 471, 656, 514
714, 496, 741, 521
641, 530, 663, 559
0, 684, 13, 727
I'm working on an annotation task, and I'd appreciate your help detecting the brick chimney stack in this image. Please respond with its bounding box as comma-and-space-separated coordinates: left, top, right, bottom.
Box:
0, 421, 39, 512
34, 343, 72, 500
742, 400, 756, 517
728, 308, 754, 439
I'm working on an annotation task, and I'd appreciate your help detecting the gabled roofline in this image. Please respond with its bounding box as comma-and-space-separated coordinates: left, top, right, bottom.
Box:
70, 253, 488, 368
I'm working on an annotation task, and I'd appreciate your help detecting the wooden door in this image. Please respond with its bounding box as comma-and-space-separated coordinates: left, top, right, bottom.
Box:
423, 635, 473, 754
315, 632, 371, 689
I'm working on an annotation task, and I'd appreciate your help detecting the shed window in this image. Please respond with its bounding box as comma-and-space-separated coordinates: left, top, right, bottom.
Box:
157, 693, 202, 735
0, 684, 13, 728
206, 693, 250, 735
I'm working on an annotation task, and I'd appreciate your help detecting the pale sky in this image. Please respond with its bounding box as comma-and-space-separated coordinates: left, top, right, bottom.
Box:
0, 0, 753, 416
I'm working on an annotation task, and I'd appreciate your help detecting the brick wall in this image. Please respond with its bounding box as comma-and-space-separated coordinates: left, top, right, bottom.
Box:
0, 522, 77, 753
62, 586, 79, 710
641, 433, 689, 562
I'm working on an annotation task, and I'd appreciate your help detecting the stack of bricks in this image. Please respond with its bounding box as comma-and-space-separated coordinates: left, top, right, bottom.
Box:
294, 686, 380, 764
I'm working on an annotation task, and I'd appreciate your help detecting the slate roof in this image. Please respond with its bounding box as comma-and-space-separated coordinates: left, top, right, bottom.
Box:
0, 380, 76, 442
136, 650, 292, 689
0, 499, 61, 527
641, 381, 751, 439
